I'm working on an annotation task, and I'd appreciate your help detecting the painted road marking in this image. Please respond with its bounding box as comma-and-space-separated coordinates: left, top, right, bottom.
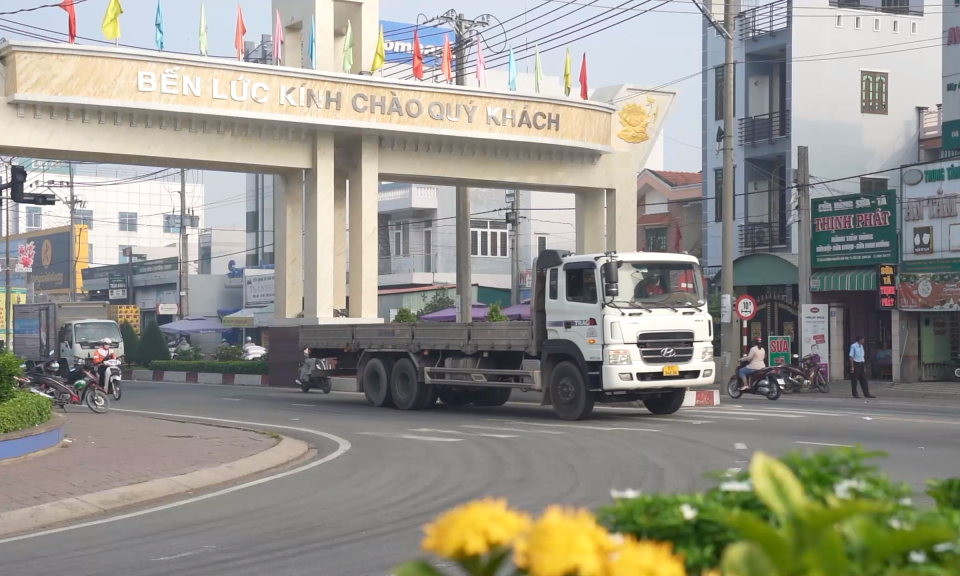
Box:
0, 409, 352, 546
358, 432, 462, 442
734, 442, 748, 450
408, 428, 518, 439
292, 403, 312, 407
462, 425, 566, 435
151, 546, 216, 561
687, 409, 804, 418
490, 420, 660, 433
739, 408, 848, 417
795, 441, 853, 448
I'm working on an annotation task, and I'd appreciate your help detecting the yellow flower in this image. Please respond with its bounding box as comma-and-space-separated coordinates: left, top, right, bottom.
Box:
701, 570, 721, 576
421, 498, 531, 559
514, 505, 615, 576
608, 537, 686, 576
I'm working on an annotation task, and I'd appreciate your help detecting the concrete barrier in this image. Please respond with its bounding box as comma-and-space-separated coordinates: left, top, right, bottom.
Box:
126, 371, 268, 386
0, 414, 65, 462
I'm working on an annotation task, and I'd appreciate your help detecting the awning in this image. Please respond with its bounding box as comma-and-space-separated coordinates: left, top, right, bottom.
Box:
222, 304, 274, 328
810, 268, 877, 292
713, 253, 798, 287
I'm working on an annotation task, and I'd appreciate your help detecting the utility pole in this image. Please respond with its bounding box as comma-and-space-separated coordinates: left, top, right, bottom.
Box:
3, 192, 9, 350
796, 147, 811, 349
179, 168, 189, 319
438, 10, 489, 322
507, 190, 521, 306
68, 162, 76, 302
719, 0, 738, 373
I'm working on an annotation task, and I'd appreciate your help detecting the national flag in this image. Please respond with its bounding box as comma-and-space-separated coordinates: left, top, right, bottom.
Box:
100, 0, 122, 41
507, 46, 517, 91
235, 4, 247, 61
198, 4, 208, 56
440, 35, 452, 83
59, 0, 77, 44
579, 53, 588, 100
273, 10, 284, 65
534, 44, 543, 94
308, 15, 316, 69
475, 37, 486, 87
342, 20, 353, 73
412, 29, 423, 80
154, 0, 164, 51
563, 48, 571, 96
371, 25, 385, 73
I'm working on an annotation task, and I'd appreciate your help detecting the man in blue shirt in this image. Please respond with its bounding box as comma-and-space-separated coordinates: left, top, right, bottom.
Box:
849, 335, 874, 398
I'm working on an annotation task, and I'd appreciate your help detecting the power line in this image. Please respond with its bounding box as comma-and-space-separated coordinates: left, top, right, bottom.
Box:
0, 0, 89, 16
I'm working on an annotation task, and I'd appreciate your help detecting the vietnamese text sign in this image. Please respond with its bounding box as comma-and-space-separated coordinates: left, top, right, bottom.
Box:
768, 335, 792, 366
800, 304, 830, 381
244, 271, 275, 306
878, 264, 898, 309
811, 191, 898, 268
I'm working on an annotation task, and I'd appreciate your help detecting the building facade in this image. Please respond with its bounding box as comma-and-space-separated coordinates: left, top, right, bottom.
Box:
637, 170, 703, 256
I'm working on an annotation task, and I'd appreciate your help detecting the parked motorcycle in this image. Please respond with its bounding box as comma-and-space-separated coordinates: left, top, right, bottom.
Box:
24, 356, 109, 413
952, 354, 960, 382
726, 362, 783, 401
64, 359, 110, 413
779, 353, 829, 394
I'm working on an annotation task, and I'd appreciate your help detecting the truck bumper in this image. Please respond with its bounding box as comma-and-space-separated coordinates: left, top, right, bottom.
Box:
601, 361, 716, 392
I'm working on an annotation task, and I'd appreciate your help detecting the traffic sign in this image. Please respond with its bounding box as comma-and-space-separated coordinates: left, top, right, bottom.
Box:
735, 295, 757, 321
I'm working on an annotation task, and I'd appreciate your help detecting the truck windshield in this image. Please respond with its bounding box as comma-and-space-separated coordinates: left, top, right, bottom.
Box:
611, 262, 705, 307
74, 322, 122, 345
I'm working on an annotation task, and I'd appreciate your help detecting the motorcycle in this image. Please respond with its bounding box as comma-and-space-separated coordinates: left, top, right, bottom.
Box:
65, 359, 111, 413
25, 357, 109, 413
296, 354, 332, 394
726, 362, 784, 401
102, 358, 122, 401
779, 353, 829, 394
952, 354, 960, 382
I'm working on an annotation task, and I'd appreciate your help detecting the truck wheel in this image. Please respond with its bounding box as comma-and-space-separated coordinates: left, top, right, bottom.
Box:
437, 387, 472, 406
472, 387, 512, 407
390, 359, 425, 411
643, 390, 685, 415
417, 386, 439, 410
550, 362, 595, 421
362, 357, 394, 408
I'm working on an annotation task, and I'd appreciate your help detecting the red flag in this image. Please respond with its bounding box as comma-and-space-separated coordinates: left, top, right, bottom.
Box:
579, 53, 588, 100
440, 35, 452, 83
235, 5, 247, 61
59, 0, 77, 44
412, 29, 424, 80
674, 221, 682, 252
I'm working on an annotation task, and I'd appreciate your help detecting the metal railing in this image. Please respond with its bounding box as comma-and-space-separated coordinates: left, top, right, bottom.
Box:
829, 0, 922, 15
739, 220, 789, 254
920, 107, 942, 140
739, 0, 790, 40
378, 254, 436, 275
739, 110, 790, 145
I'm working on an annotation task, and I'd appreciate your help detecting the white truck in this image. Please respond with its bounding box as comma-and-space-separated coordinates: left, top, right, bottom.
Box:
13, 302, 125, 372
301, 250, 715, 420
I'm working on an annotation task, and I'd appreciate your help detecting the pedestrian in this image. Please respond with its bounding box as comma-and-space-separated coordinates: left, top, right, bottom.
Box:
849, 335, 875, 398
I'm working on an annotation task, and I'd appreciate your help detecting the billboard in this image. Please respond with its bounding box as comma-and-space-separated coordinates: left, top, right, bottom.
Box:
4, 226, 88, 293
381, 21, 456, 67
810, 191, 898, 268
800, 305, 830, 381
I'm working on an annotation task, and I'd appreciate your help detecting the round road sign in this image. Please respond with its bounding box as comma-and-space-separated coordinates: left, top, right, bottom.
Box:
735, 295, 757, 321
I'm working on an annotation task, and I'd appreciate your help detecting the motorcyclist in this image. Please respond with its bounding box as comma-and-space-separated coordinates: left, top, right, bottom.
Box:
92, 338, 116, 388
242, 336, 255, 351
739, 337, 766, 391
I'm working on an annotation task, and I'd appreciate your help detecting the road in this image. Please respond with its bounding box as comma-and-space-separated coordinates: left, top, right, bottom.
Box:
1, 382, 958, 576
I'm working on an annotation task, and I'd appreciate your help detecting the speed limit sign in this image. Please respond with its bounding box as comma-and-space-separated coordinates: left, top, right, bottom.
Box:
735, 295, 757, 321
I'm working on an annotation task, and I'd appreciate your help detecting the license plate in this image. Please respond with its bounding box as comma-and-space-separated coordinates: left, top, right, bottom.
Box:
662, 365, 679, 376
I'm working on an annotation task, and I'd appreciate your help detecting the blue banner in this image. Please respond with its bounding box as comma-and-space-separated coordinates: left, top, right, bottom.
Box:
381, 20, 455, 67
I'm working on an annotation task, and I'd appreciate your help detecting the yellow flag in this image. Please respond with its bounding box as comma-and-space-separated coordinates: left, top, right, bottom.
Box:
563, 48, 571, 97
101, 0, 123, 41
371, 26, 385, 72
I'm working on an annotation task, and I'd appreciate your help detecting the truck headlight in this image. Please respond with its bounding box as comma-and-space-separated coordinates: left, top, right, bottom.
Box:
702, 346, 714, 362
606, 349, 632, 365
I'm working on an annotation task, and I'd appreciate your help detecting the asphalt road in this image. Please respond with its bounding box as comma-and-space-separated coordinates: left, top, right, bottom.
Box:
2, 383, 959, 576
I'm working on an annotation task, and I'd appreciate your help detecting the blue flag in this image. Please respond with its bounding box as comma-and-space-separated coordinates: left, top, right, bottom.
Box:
508, 47, 517, 91
308, 15, 316, 70
154, 0, 164, 50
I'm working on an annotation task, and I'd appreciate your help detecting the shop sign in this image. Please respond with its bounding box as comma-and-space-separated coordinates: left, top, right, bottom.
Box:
912, 225, 934, 254
811, 191, 898, 268
898, 259, 960, 310
945, 119, 960, 151
244, 270, 274, 306
904, 193, 960, 221
878, 264, 898, 309
156, 303, 179, 315
768, 335, 792, 366
5, 228, 80, 292
800, 305, 830, 381
108, 273, 128, 300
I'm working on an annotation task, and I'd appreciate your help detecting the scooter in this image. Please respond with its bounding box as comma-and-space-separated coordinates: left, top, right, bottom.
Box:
779, 353, 829, 394
726, 362, 784, 401
102, 358, 122, 401
297, 355, 332, 394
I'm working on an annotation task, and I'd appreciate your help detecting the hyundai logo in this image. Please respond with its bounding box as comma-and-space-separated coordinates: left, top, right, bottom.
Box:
660, 348, 677, 358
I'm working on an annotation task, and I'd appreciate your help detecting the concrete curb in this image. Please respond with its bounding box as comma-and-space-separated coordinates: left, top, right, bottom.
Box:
126, 370, 269, 386
0, 432, 308, 538
0, 414, 66, 462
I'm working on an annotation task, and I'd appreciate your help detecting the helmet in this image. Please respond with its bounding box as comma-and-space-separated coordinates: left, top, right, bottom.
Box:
245, 337, 253, 343
752, 337, 763, 344
102, 338, 112, 346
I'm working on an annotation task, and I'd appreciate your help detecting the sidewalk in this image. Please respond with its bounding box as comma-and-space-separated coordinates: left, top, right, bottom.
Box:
0, 412, 275, 514
706, 378, 960, 399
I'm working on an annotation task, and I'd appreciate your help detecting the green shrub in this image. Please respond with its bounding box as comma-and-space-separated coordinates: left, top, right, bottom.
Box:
139, 321, 170, 363
174, 345, 204, 362
0, 350, 22, 404
213, 345, 244, 361
486, 302, 508, 322
0, 390, 52, 435
928, 478, 960, 511
119, 322, 140, 365
393, 308, 417, 323
148, 360, 268, 375
418, 291, 455, 317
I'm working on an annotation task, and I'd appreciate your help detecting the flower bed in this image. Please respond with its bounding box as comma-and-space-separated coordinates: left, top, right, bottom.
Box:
148, 360, 268, 375
396, 447, 960, 576
0, 390, 53, 435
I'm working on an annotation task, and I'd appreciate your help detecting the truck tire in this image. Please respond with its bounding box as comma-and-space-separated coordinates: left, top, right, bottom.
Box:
390, 359, 425, 411
437, 387, 472, 406
550, 361, 595, 421
643, 389, 685, 415
417, 386, 439, 410
362, 357, 395, 408
472, 387, 512, 407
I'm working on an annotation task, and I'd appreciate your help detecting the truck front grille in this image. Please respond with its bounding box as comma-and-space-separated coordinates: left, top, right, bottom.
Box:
637, 331, 694, 365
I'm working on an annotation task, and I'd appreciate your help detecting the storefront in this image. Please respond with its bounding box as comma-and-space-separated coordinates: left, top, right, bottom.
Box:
809, 191, 899, 381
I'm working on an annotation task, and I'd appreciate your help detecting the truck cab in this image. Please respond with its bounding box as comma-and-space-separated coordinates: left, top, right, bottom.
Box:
534, 250, 715, 419
59, 319, 124, 365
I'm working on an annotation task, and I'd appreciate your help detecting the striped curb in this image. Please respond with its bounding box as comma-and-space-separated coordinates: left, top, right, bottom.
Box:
125, 370, 268, 386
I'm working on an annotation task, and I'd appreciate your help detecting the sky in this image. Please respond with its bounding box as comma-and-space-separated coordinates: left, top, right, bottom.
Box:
1, 0, 703, 227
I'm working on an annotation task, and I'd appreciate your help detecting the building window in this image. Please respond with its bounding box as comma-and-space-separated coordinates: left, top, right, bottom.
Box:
565, 267, 598, 304
392, 222, 409, 256
245, 211, 258, 233
119, 245, 132, 264
860, 177, 888, 193
163, 214, 180, 234
199, 246, 211, 274
873, 17, 881, 31
714, 65, 736, 121
538, 236, 547, 255
549, 268, 558, 300
861, 71, 888, 115
645, 227, 668, 252
911, 21, 917, 34
119, 212, 138, 232
469, 220, 508, 257
855, 16, 862, 29
881, 0, 909, 14
76, 209, 93, 229
835, 15, 843, 27
892, 19, 899, 33
87, 243, 93, 265
714, 167, 736, 222
25, 207, 42, 230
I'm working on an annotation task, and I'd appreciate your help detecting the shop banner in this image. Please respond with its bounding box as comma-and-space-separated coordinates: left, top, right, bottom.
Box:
800, 304, 830, 381
878, 264, 898, 309
244, 270, 274, 306
768, 335, 792, 366
811, 191, 898, 268
899, 271, 960, 310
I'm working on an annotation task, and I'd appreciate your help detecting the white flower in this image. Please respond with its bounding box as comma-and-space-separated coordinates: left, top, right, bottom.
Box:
680, 503, 699, 521
610, 488, 642, 500
909, 551, 927, 564
833, 479, 867, 500
720, 480, 752, 492
933, 542, 957, 554
899, 497, 913, 507
888, 518, 903, 530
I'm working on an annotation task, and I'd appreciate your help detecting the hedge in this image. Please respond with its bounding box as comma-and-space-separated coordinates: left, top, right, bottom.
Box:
0, 390, 53, 435
148, 360, 268, 375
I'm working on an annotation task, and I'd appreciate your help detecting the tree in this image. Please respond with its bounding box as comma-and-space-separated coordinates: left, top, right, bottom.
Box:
139, 321, 171, 364
393, 308, 417, 323
486, 302, 508, 322
119, 322, 140, 365
418, 291, 455, 317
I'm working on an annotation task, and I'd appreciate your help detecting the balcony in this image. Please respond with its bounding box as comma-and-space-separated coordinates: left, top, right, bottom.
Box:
378, 185, 439, 213
378, 253, 439, 282
829, 0, 922, 16
739, 110, 790, 145
920, 106, 942, 140
739, 0, 790, 41
739, 221, 789, 255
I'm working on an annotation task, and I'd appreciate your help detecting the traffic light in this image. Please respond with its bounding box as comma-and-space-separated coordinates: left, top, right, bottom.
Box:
9, 165, 26, 202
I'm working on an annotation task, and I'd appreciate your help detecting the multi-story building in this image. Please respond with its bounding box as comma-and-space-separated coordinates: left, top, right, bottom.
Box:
637, 170, 703, 257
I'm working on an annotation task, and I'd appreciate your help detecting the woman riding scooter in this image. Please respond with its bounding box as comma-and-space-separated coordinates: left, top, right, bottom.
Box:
739, 336, 766, 391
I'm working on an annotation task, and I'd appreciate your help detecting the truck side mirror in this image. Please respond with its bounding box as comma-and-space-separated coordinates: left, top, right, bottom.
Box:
601, 261, 619, 298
